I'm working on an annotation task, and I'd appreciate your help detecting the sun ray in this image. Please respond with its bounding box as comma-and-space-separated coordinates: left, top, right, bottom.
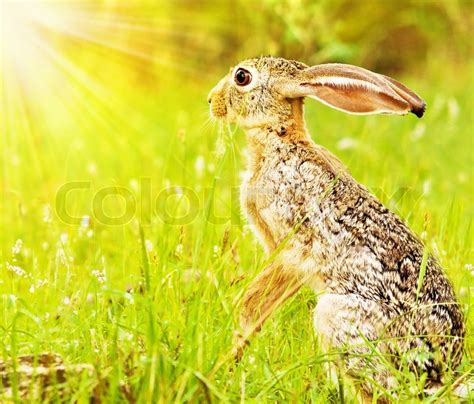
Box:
1, 0, 217, 98
1, 0, 229, 187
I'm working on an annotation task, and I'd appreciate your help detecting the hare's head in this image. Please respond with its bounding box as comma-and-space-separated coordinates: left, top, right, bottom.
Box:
208, 56, 425, 130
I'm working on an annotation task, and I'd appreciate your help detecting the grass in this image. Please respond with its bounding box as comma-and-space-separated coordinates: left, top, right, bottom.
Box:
1, 48, 473, 402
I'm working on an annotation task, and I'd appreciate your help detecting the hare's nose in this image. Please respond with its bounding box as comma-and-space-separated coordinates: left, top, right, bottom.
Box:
207, 87, 217, 104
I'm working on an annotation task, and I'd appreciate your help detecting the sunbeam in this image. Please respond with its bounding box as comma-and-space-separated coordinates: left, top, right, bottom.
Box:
1, 1, 225, 151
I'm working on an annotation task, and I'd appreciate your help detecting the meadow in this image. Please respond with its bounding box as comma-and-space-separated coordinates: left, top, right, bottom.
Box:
1, 1, 473, 402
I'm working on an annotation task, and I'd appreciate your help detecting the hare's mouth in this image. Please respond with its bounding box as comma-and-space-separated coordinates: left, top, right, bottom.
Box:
209, 101, 227, 119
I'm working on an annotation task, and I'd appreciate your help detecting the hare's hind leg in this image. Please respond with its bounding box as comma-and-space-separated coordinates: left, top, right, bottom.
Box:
314, 294, 396, 401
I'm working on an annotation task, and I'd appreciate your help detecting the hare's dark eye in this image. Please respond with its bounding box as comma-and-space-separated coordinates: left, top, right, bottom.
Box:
234, 68, 252, 86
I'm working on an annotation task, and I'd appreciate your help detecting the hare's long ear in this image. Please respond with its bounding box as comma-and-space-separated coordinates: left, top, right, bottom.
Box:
280, 63, 426, 117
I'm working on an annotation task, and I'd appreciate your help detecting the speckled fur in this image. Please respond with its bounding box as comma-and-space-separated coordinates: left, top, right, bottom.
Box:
208, 56, 465, 397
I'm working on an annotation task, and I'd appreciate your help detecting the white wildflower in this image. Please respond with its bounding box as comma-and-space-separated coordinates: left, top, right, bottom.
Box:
86, 229, 94, 238
119, 330, 134, 342
91, 269, 107, 284
145, 239, 154, 253
422, 179, 431, 195
29, 278, 48, 293
22, 247, 31, 258
12, 239, 23, 255
6, 262, 27, 277
124, 292, 134, 305
56, 248, 68, 266
81, 215, 90, 228
213, 245, 220, 257
43, 204, 52, 223
431, 240, 446, 257
60, 233, 68, 244
182, 268, 200, 283
63, 296, 71, 305
175, 243, 183, 254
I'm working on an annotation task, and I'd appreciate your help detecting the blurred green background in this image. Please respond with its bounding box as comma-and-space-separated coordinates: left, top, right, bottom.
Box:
1, 0, 473, 401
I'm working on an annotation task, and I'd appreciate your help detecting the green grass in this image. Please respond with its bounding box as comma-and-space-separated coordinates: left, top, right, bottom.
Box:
1, 54, 473, 402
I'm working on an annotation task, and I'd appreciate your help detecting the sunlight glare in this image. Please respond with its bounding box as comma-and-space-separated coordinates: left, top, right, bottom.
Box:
2, 1, 72, 72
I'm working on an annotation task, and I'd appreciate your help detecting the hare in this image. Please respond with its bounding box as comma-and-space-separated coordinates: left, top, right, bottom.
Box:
207, 57, 465, 400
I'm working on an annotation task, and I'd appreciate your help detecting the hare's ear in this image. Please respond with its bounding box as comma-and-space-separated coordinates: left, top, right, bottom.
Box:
281, 63, 426, 117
